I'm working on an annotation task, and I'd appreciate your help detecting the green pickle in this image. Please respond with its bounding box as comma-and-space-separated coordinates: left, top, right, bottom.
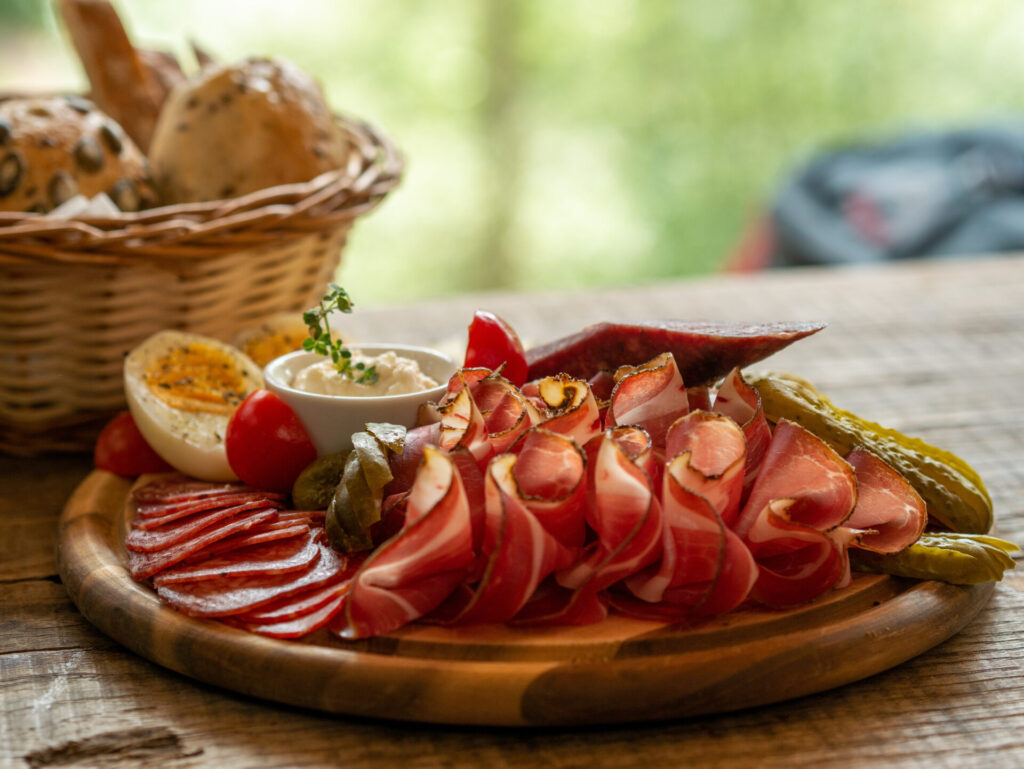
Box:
850, 533, 1019, 585
748, 372, 994, 534
747, 372, 1017, 585
324, 426, 406, 553
291, 452, 350, 510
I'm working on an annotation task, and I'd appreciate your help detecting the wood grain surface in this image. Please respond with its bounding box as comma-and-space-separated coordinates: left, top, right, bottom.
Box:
55, 470, 994, 727
4, 256, 1024, 767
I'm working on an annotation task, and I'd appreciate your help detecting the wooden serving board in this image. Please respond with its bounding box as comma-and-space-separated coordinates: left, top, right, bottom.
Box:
57, 470, 995, 727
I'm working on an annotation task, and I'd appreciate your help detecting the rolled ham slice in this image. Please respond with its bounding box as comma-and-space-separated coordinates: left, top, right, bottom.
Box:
334, 445, 475, 639
606, 352, 690, 447
532, 375, 603, 448
438, 385, 493, 467
733, 419, 857, 540
712, 367, 772, 491
664, 411, 746, 526
558, 426, 663, 593
744, 498, 846, 607
446, 444, 582, 625
459, 370, 539, 454
846, 446, 928, 554
627, 452, 755, 615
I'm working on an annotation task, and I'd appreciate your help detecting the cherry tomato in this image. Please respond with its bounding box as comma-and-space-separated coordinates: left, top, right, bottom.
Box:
463, 310, 528, 386
225, 389, 317, 493
94, 411, 174, 477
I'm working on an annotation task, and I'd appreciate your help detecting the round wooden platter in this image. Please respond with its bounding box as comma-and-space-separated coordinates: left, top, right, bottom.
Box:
57, 470, 995, 727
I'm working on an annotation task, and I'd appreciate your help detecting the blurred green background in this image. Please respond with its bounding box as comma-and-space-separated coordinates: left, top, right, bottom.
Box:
3, 1, 1024, 303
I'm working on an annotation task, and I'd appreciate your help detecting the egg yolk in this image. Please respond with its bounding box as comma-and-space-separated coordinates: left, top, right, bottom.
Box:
144, 344, 250, 414
242, 330, 307, 368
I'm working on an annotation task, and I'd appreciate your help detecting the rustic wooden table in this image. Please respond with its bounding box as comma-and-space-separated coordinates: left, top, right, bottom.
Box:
3, 255, 1023, 768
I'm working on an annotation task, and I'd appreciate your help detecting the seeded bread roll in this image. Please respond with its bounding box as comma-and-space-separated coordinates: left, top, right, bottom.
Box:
148, 57, 350, 204
0, 96, 158, 214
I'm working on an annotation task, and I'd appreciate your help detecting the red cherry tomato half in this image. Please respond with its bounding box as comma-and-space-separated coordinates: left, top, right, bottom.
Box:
225, 389, 318, 494
463, 310, 528, 386
94, 411, 174, 477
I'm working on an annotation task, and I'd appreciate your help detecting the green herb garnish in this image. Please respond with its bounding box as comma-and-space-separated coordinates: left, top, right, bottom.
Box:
302, 284, 379, 384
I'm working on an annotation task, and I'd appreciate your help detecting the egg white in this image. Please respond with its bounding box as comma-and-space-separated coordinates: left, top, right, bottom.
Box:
124, 330, 264, 481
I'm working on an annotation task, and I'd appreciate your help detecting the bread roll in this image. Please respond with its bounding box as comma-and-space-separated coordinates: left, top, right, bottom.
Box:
148, 57, 350, 203
0, 96, 158, 213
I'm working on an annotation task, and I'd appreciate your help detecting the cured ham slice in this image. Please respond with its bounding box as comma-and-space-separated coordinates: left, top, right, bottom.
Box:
438, 385, 493, 466
733, 419, 857, 540
712, 367, 772, 489
606, 353, 690, 447
506, 428, 587, 547
334, 446, 475, 639
744, 498, 846, 607
845, 447, 927, 554
558, 427, 663, 592
448, 370, 539, 454
384, 423, 440, 496
525, 320, 826, 384
156, 540, 349, 617
533, 375, 603, 448
508, 580, 608, 626
442, 367, 491, 399
664, 411, 746, 526
627, 453, 756, 615
447, 450, 580, 625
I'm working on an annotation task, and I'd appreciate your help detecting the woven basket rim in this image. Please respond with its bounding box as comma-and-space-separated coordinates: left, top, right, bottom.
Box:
0, 112, 403, 266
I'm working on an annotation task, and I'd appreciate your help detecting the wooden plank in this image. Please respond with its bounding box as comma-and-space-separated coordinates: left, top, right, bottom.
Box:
2, 573, 1022, 768
0, 455, 92, 581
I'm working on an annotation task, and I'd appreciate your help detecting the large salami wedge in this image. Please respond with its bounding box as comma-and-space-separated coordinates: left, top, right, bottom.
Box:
525, 320, 825, 384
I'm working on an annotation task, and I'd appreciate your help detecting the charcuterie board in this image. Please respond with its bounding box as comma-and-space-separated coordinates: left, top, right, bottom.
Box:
57, 470, 995, 727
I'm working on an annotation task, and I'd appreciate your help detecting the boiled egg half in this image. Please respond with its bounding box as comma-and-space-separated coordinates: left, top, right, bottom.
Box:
124, 330, 264, 481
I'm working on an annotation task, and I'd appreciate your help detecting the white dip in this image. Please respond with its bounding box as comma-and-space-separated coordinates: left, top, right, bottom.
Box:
292, 351, 438, 396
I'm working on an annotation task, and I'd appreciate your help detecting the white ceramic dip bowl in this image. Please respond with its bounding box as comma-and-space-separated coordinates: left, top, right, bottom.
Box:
264, 344, 456, 455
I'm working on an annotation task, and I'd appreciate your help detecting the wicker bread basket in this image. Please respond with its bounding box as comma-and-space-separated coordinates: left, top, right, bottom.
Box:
0, 114, 402, 454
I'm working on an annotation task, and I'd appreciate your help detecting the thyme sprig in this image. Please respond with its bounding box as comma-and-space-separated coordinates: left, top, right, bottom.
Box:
302, 284, 379, 384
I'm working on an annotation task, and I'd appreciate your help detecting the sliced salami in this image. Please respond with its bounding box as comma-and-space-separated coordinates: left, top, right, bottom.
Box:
128, 509, 279, 581
135, 491, 284, 523
196, 522, 311, 560
126, 499, 281, 552
156, 542, 350, 617
133, 496, 283, 531
152, 530, 321, 586
236, 577, 353, 624
236, 587, 350, 639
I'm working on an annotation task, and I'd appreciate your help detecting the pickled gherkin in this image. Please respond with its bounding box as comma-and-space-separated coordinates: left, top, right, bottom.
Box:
748, 372, 993, 534
291, 452, 350, 510
324, 427, 404, 553
850, 533, 1018, 585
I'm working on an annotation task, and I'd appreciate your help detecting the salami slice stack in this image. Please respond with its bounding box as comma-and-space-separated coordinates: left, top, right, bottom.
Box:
127, 477, 356, 638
